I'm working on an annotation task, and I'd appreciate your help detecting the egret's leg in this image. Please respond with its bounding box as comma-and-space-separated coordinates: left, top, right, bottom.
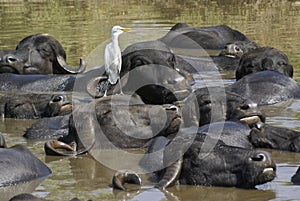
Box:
118, 76, 124, 95
103, 89, 107, 97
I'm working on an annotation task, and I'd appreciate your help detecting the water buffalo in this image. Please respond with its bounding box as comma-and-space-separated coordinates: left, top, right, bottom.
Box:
219, 41, 258, 58
0, 34, 86, 74
43, 95, 182, 156
227, 71, 300, 105
235, 47, 293, 80
0, 139, 51, 187
115, 126, 276, 190
193, 87, 265, 126
0, 91, 72, 119
159, 23, 253, 50
249, 123, 300, 152
193, 87, 300, 153
157, 23, 258, 72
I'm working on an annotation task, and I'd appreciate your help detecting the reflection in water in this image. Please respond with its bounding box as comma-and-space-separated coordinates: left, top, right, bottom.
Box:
0, 0, 300, 200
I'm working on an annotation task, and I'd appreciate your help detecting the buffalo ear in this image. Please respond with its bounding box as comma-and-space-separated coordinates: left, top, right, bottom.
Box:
55, 55, 86, 74
86, 76, 109, 98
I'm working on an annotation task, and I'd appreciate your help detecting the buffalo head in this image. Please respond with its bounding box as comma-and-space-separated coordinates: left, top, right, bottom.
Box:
0, 34, 86, 74
236, 47, 293, 80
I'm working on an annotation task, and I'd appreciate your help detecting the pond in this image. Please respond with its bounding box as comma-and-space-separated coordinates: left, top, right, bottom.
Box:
0, 0, 300, 200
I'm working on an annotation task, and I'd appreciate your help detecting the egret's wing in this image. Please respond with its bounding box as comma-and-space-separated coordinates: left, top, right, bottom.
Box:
104, 43, 120, 84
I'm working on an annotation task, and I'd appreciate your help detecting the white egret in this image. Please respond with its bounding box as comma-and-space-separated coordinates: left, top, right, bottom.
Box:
104, 25, 130, 96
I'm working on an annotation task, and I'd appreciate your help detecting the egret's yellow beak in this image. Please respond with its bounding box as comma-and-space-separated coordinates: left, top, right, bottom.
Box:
121, 27, 131, 32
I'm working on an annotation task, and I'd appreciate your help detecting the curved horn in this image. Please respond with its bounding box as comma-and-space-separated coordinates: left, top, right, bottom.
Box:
44, 140, 76, 156
86, 76, 109, 98
112, 170, 142, 191
56, 55, 87, 74
154, 158, 183, 189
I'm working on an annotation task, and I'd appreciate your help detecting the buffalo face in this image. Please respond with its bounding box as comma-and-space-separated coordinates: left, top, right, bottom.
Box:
195, 87, 265, 126
179, 134, 276, 188
2, 92, 72, 119
0, 34, 86, 74
219, 41, 258, 58
236, 47, 293, 80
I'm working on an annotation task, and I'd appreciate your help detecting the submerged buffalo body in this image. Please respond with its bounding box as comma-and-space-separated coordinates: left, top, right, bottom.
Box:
0, 143, 51, 187
227, 71, 300, 105
0, 34, 86, 74
160, 23, 253, 50
158, 23, 256, 72
43, 95, 183, 156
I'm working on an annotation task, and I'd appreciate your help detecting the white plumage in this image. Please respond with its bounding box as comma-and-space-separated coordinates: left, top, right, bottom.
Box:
104, 26, 130, 95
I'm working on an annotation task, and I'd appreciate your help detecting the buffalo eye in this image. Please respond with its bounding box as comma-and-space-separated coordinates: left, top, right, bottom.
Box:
37, 45, 52, 58
240, 104, 250, 110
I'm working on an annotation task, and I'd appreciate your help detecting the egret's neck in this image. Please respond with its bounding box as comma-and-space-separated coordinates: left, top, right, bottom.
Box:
112, 33, 120, 47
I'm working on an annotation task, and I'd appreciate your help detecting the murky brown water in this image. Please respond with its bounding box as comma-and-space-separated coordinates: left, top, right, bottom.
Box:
0, 0, 300, 200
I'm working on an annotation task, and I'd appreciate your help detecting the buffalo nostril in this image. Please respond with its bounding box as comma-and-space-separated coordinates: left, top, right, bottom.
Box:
243, 100, 257, 109
6, 55, 18, 63
240, 104, 250, 110
234, 46, 240, 52
52, 95, 64, 102
166, 105, 179, 112
251, 153, 266, 162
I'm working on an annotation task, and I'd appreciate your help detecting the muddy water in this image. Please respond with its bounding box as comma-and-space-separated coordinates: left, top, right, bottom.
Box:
0, 0, 300, 200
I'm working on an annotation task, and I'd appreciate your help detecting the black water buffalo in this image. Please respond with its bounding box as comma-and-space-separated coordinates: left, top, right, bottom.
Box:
43, 95, 182, 156
227, 71, 300, 105
235, 47, 293, 80
157, 23, 257, 72
249, 123, 300, 152
0, 34, 86, 74
0, 91, 71, 119
116, 125, 276, 190
159, 23, 253, 50
0, 139, 51, 187
219, 41, 258, 58
193, 87, 265, 126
